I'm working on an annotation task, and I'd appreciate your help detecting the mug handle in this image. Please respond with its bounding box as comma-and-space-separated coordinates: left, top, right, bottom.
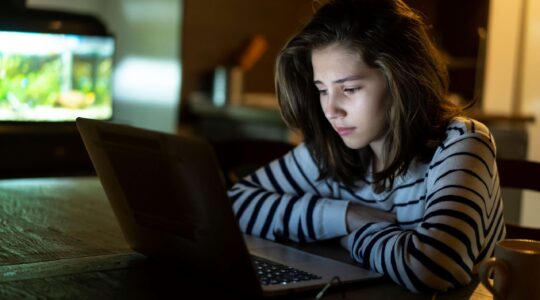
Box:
479, 257, 509, 300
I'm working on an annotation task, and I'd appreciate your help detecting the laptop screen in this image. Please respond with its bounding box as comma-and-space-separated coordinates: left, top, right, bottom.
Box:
98, 129, 201, 240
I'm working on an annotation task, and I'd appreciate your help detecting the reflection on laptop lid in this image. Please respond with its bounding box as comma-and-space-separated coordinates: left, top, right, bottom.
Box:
76, 117, 381, 298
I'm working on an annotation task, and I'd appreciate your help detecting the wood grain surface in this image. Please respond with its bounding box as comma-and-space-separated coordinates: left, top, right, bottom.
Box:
0, 177, 134, 279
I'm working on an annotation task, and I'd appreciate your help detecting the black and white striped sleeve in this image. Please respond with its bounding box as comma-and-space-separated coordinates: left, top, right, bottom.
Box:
227, 143, 349, 242
344, 122, 505, 292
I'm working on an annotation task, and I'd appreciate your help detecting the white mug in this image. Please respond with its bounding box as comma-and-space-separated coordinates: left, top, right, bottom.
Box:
479, 239, 540, 300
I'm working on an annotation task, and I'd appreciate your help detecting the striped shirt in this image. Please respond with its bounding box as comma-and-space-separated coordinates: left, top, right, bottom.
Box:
227, 117, 505, 292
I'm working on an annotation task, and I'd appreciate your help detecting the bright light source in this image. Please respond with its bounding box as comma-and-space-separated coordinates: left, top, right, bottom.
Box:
114, 56, 180, 105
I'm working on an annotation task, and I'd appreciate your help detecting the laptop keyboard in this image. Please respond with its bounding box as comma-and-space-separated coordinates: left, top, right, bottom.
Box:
251, 255, 322, 286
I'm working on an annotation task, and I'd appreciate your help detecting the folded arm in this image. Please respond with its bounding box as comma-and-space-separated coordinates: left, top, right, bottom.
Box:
342, 129, 505, 292
227, 144, 349, 242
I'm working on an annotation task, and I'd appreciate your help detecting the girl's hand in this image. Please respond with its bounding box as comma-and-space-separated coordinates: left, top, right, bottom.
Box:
345, 202, 396, 232
340, 203, 396, 250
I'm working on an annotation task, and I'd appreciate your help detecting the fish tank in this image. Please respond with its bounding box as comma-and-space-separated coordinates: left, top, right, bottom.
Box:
0, 30, 115, 122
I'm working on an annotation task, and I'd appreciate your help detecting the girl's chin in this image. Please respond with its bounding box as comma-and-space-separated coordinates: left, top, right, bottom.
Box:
341, 138, 367, 150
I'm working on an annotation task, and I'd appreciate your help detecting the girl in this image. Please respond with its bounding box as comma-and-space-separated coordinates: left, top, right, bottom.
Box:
227, 0, 504, 293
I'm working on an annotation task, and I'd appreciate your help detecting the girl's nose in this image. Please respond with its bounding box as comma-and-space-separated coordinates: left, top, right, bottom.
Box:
323, 93, 346, 120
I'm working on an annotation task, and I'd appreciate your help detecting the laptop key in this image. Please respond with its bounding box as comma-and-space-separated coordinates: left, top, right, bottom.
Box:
251, 255, 322, 286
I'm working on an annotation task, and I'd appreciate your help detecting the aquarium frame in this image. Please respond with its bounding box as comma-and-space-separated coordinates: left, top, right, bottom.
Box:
0, 2, 116, 126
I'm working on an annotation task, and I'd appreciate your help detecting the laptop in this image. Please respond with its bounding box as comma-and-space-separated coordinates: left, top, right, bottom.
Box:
76, 117, 382, 298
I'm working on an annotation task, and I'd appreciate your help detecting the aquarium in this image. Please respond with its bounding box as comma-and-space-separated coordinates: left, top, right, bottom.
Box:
0, 30, 115, 122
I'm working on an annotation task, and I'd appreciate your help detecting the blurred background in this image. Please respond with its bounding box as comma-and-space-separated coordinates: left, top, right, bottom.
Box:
1, 0, 539, 227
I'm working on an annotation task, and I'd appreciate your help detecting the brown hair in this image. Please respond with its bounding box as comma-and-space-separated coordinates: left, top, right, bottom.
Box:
275, 0, 462, 192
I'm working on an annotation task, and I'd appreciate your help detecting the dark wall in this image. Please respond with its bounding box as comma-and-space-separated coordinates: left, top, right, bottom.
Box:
180, 0, 314, 119
406, 0, 490, 104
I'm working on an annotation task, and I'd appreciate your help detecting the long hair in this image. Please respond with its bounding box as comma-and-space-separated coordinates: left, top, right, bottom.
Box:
275, 0, 462, 192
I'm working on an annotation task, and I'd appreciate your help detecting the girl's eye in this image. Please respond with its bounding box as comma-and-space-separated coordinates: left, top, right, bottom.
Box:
343, 87, 362, 95
318, 89, 328, 96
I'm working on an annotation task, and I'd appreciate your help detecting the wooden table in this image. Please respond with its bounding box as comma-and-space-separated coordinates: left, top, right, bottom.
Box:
0, 177, 493, 299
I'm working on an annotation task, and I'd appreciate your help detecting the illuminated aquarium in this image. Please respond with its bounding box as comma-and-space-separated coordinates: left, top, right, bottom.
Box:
0, 30, 115, 122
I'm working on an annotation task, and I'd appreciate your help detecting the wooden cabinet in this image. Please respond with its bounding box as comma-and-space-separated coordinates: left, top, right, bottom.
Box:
185, 93, 292, 142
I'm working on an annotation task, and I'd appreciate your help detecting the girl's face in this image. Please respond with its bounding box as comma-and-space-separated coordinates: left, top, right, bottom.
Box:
312, 43, 388, 155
